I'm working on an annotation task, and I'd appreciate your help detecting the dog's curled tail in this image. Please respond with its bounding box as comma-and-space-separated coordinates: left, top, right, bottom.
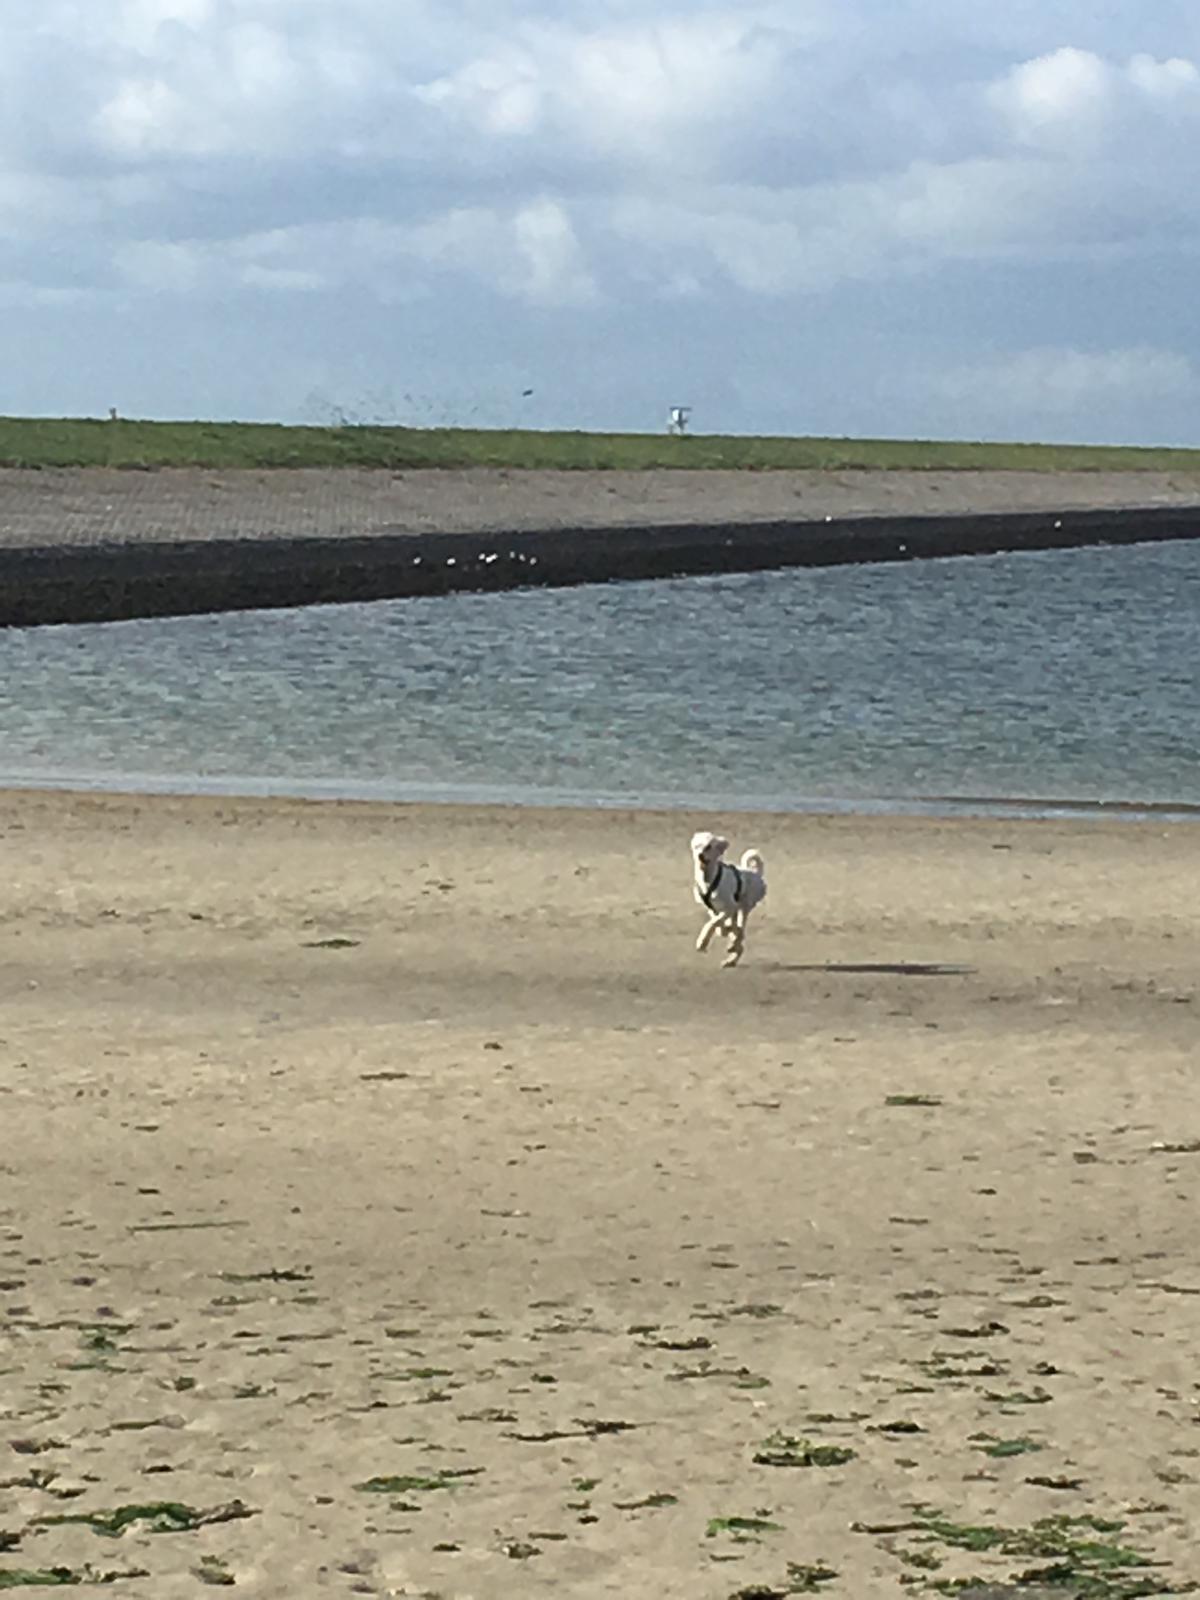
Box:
740, 848, 765, 874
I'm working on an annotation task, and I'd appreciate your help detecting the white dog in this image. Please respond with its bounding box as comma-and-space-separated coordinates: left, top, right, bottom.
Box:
690, 830, 767, 968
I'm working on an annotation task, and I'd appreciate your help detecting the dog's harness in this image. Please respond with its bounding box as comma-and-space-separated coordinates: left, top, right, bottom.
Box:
701, 862, 744, 912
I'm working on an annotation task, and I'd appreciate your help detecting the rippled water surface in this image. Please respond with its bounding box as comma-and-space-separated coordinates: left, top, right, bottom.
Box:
2, 540, 1198, 815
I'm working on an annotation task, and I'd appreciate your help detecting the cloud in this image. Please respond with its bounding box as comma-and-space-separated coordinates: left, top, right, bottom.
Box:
10, 9, 1200, 293
934, 345, 1199, 412
511, 198, 598, 305
989, 44, 1200, 153
90, 17, 406, 160
606, 143, 1186, 306
602, 42, 1200, 302
415, 9, 800, 173
989, 46, 1114, 149
109, 198, 597, 307
1, 3, 1199, 439
1127, 50, 1200, 98
115, 238, 210, 293
882, 345, 1200, 445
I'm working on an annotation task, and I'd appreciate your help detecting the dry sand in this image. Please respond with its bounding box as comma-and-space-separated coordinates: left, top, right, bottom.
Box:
2, 790, 1199, 1598
1, 466, 1199, 547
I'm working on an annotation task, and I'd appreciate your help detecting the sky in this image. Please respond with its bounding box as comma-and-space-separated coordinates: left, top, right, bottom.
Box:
3, 0, 1199, 443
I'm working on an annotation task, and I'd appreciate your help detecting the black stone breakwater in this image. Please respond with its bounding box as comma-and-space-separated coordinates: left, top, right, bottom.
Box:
2, 504, 1198, 628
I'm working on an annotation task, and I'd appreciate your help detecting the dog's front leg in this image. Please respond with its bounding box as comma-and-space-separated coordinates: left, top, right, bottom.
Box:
696, 911, 723, 952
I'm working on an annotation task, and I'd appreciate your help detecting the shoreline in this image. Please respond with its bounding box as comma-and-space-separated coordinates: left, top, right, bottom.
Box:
2, 770, 1200, 822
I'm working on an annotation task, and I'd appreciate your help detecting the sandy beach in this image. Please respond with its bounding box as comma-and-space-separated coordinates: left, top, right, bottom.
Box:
2, 789, 1198, 1597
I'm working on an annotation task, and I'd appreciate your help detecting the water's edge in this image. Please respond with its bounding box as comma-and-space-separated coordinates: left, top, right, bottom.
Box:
3, 769, 1197, 824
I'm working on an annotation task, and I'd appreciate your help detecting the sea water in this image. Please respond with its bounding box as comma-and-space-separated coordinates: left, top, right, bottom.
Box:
1, 540, 1197, 818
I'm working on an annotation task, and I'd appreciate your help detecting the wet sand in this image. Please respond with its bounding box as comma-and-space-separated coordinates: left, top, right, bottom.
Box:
2, 790, 1198, 1597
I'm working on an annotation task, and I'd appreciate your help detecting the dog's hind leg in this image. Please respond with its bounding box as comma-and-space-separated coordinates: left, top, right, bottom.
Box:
721, 911, 748, 968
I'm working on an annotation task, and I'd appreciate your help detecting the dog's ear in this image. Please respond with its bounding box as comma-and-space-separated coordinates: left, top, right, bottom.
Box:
711, 835, 730, 856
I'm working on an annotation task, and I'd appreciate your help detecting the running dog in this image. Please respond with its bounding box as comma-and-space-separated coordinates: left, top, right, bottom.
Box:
690, 830, 767, 968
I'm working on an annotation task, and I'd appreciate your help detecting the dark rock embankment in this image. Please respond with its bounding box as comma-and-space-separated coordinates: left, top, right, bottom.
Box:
1, 503, 1198, 627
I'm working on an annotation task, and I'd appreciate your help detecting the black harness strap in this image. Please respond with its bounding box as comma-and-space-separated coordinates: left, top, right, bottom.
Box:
701, 863, 723, 911
702, 863, 743, 912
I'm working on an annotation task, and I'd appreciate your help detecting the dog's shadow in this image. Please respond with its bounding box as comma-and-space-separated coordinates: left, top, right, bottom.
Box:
768, 961, 975, 978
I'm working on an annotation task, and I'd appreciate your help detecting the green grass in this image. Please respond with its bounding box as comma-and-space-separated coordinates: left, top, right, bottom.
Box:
0, 1568, 149, 1588
354, 1468, 483, 1494
3, 416, 1200, 473
908, 1511, 1183, 1598
974, 1434, 1044, 1459
193, 1556, 236, 1588
752, 1433, 856, 1469
0, 1576, 79, 1592
729, 1564, 838, 1598
34, 1501, 255, 1537
706, 1515, 784, 1542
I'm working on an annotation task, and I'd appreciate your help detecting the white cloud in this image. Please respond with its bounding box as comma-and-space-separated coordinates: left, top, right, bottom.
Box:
2, 2, 1200, 439
512, 198, 598, 306
608, 147, 1170, 303
989, 46, 1114, 150
602, 41, 1200, 300
989, 45, 1200, 152
90, 17, 399, 160
414, 9, 799, 173
1128, 51, 1200, 98
416, 47, 543, 137
96, 78, 192, 156
108, 198, 597, 307
928, 346, 1199, 418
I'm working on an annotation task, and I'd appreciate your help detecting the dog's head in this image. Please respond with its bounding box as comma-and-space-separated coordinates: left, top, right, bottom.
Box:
690, 830, 729, 873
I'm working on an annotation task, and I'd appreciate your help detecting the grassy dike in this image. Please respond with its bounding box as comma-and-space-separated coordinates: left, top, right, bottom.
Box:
3, 415, 1200, 472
